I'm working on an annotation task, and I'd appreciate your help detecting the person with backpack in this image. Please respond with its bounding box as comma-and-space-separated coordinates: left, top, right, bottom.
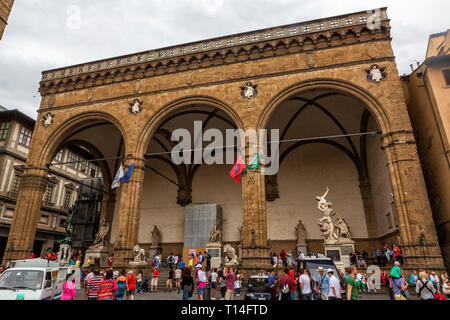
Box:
389, 262, 409, 300
416, 271, 437, 300
196, 264, 207, 300
315, 266, 330, 300
181, 267, 194, 300
278, 269, 294, 300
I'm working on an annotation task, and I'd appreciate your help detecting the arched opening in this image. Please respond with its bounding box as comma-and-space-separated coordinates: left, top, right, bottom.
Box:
113, 98, 243, 260
36, 115, 126, 262
261, 84, 398, 258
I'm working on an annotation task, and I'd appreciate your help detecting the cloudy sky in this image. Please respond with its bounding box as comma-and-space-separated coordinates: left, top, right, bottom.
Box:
0, 0, 448, 119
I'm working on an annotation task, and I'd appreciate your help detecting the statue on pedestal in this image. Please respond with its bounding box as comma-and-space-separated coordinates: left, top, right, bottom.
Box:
208, 222, 222, 244
151, 225, 160, 247
91, 220, 109, 248
130, 244, 146, 265
316, 187, 338, 243
295, 220, 307, 246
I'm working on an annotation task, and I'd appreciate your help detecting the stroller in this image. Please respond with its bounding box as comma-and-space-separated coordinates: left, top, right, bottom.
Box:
142, 276, 150, 293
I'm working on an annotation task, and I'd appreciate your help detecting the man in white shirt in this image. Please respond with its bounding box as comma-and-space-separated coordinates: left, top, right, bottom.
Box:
210, 269, 219, 299
299, 269, 312, 300
327, 269, 341, 300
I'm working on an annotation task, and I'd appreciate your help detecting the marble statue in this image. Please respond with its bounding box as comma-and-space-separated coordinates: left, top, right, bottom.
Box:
131, 244, 146, 264
208, 222, 222, 244
223, 244, 238, 265
295, 220, 307, 245
151, 225, 160, 247
335, 216, 351, 240
316, 187, 338, 243
91, 220, 109, 248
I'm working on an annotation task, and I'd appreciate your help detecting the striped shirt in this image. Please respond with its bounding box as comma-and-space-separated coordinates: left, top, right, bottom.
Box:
86, 275, 104, 299
97, 279, 117, 300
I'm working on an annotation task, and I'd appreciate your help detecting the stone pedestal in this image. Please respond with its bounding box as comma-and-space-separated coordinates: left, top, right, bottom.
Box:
206, 242, 222, 269
58, 243, 71, 267
323, 241, 355, 272
296, 244, 307, 256
148, 246, 161, 259
83, 246, 110, 267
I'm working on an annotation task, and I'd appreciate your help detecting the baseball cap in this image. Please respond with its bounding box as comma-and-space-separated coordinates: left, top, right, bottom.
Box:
128, 270, 133, 274
196, 264, 202, 269
327, 268, 334, 274
318, 267, 324, 271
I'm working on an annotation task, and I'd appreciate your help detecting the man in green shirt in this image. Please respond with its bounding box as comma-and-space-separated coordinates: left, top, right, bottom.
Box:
346, 266, 359, 300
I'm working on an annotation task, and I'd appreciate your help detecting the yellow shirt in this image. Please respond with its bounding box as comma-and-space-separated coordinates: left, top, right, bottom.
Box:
188, 259, 194, 267
76, 260, 81, 267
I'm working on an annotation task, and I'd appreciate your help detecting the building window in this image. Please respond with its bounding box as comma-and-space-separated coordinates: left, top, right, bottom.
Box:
0, 122, 9, 141
44, 184, 55, 205
18, 126, 32, 147
9, 174, 21, 196
63, 190, 72, 209
59, 218, 67, 227
443, 69, 450, 87
67, 152, 80, 170
80, 160, 88, 174
54, 150, 63, 163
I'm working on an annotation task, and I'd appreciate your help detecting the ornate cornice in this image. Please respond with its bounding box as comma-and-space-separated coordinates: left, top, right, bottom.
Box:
39, 8, 390, 96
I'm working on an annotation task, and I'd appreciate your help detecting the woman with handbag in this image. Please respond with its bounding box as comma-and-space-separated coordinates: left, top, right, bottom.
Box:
181, 267, 194, 300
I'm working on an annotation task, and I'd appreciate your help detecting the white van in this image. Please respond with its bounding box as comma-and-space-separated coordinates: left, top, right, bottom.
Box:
0, 258, 73, 300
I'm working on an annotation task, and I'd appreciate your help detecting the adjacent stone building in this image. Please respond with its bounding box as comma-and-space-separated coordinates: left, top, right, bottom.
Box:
0, 106, 100, 261
402, 30, 450, 270
1, 8, 446, 273
0, 0, 14, 40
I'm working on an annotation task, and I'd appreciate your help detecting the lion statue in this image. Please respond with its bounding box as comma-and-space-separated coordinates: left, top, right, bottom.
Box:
223, 244, 238, 265
132, 244, 146, 264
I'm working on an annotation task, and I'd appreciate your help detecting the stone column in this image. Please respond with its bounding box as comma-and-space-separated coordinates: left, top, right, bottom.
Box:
359, 175, 379, 239
382, 131, 445, 270
112, 157, 145, 266
241, 166, 271, 271
2, 167, 48, 264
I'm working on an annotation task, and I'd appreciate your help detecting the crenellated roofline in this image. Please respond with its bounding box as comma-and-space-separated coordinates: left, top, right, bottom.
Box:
39, 8, 391, 96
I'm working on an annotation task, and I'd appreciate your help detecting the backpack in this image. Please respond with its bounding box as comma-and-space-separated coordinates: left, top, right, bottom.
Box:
282, 283, 290, 294
418, 280, 437, 300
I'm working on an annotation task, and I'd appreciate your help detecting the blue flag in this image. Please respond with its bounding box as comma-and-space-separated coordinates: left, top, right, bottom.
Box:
121, 163, 135, 183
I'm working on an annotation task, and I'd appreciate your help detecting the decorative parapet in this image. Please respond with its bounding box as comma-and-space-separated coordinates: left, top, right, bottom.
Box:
39, 8, 390, 94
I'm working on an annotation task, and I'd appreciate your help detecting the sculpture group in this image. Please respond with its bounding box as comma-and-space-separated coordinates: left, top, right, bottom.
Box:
316, 187, 353, 244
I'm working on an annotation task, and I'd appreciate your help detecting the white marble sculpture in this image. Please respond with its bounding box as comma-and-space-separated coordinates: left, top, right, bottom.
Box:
223, 244, 238, 266
335, 216, 352, 241
316, 187, 338, 244
130, 244, 147, 265
208, 222, 222, 244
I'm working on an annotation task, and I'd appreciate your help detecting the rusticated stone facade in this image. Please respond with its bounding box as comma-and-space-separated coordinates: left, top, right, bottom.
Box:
2, 8, 445, 272
0, 0, 14, 40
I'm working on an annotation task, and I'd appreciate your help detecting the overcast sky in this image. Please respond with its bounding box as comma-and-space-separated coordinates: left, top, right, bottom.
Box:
0, 0, 448, 119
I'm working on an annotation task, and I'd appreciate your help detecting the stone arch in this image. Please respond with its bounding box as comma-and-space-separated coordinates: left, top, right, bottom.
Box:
137, 95, 245, 156
257, 78, 391, 134
36, 112, 128, 171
